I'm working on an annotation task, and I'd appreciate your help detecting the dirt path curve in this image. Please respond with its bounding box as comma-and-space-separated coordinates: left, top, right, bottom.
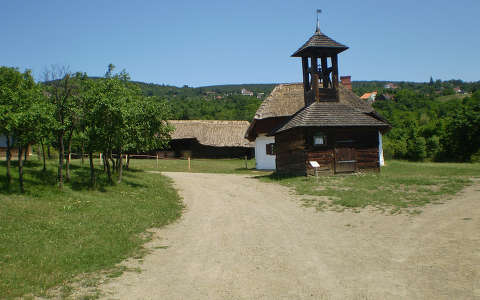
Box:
100, 173, 480, 300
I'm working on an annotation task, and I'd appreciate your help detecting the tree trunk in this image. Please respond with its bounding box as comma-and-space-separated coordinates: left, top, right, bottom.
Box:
89, 151, 95, 188
115, 154, 120, 173
105, 151, 112, 184
36, 145, 41, 160
126, 154, 130, 170
117, 151, 123, 183
58, 132, 64, 189
6, 135, 11, 187
103, 153, 106, 172
47, 145, 51, 159
81, 142, 85, 166
41, 139, 46, 172
65, 131, 73, 182
24, 145, 28, 161
110, 154, 116, 173
18, 146, 25, 193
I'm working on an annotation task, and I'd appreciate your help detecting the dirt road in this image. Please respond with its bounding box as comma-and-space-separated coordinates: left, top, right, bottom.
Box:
100, 173, 480, 300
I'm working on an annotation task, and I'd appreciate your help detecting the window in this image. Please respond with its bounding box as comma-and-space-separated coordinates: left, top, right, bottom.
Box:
266, 143, 276, 155
313, 133, 327, 146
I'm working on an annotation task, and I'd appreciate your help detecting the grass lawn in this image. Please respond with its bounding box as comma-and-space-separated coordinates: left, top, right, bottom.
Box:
0, 158, 183, 299
129, 157, 271, 175
260, 160, 480, 213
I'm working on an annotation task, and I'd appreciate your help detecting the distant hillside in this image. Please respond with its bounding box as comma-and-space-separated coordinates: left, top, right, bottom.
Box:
131, 81, 276, 99
352, 80, 480, 97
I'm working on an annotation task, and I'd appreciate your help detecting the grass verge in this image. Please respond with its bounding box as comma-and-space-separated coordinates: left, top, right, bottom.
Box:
0, 159, 183, 299
128, 158, 271, 175
259, 160, 480, 213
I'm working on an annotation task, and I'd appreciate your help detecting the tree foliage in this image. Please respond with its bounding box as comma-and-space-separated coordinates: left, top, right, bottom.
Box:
1, 64, 173, 191
374, 87, 480, 162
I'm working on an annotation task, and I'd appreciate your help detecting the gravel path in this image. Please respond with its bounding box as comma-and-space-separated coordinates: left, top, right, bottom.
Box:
100, 173, 480, 300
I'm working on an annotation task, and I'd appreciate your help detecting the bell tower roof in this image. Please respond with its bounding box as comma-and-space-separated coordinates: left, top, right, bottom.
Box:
291, 30, 349, 57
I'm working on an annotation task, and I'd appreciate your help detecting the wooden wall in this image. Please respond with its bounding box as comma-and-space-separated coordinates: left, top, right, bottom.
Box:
0, 146, 32, 158
248, 117, 290, 141
275, 127, 381, 176
275, 128, 306, 176
305, 149, 335, 176
169, 139, 254, 159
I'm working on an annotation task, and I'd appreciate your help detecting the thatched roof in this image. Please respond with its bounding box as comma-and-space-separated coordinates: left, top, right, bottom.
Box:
253, 83, 373, 120
169, 120, 253, 148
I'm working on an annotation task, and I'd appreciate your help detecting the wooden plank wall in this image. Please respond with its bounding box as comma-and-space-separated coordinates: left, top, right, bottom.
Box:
170, 139, 254, 159
356, 148, 380, 171
0, 147, 32, 158
276, 127, 381, 176
305, 149, 334, 175
275, 129, 306, 175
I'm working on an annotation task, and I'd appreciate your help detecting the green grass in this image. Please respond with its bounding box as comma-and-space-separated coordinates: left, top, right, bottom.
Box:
260, 160, 480, 213
129, 158, 272, 175
0, 158, 183, 299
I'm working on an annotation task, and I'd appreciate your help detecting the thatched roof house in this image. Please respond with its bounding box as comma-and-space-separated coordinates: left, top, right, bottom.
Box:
168, 120, 254, 158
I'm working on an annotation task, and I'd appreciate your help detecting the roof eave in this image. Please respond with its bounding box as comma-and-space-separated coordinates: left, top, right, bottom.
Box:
291, 46, 349, 57
272, 123, 391, 136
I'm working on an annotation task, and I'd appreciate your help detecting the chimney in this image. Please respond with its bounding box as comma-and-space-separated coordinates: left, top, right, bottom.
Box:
340, 76, 352, 90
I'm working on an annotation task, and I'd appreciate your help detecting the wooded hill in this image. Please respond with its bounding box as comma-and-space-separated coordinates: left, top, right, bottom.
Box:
46, 76, 480, 163
80, 80, 276, 121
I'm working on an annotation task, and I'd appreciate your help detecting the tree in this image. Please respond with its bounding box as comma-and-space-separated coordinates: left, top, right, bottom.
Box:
0, 68, 52, 192
77, 65, 173, 185
122, 96, 173, 179
0, 67, 24, 188
440, 92, 480, 161
43, 66, 79, 189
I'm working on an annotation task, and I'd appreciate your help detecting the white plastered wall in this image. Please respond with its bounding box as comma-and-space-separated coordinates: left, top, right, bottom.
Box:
255, 134, 276, 170
378, 131, 385, 167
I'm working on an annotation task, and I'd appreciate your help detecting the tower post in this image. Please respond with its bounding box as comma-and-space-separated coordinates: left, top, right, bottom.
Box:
291, 10, 348, 104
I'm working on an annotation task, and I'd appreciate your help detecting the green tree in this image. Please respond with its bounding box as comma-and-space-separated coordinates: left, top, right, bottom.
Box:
81, 65, 173, 185
43, 66, 79, 189
0, 68, 53, 192
440, 92, 480, 161
0, 66, 24, 187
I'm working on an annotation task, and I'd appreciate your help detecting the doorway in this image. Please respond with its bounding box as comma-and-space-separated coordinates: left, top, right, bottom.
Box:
335, 147, 356, 173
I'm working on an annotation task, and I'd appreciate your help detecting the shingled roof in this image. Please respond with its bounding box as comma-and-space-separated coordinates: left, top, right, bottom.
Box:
271, 102, 390, 135
253, 83, 373, 120
169, 120, 253, 148
292, 30, 348, 57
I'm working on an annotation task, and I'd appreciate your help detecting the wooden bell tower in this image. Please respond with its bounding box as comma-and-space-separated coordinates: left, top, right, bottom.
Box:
292, 10, 349, 105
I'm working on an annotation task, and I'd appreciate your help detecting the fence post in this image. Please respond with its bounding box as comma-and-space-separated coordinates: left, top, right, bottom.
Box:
156, 153, 159, 169
99, 153, 102, 165
188, 156, 191, 171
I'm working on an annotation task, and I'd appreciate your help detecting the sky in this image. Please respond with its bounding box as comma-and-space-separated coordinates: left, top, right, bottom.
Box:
1, 0, 479, 87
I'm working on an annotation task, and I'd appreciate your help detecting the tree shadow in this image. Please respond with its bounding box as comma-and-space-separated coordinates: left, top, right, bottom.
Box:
0, 161, 58, 195
121, 179, 146, 188
0, 161, 148, 194
233, 167, 258, 172
69, 168, 109, 192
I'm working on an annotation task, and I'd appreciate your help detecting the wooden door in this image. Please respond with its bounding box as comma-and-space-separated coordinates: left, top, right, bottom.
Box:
335, 147, 356, 173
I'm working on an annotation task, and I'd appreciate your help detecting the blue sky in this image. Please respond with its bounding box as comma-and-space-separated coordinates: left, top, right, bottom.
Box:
1, 0, 479, 86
